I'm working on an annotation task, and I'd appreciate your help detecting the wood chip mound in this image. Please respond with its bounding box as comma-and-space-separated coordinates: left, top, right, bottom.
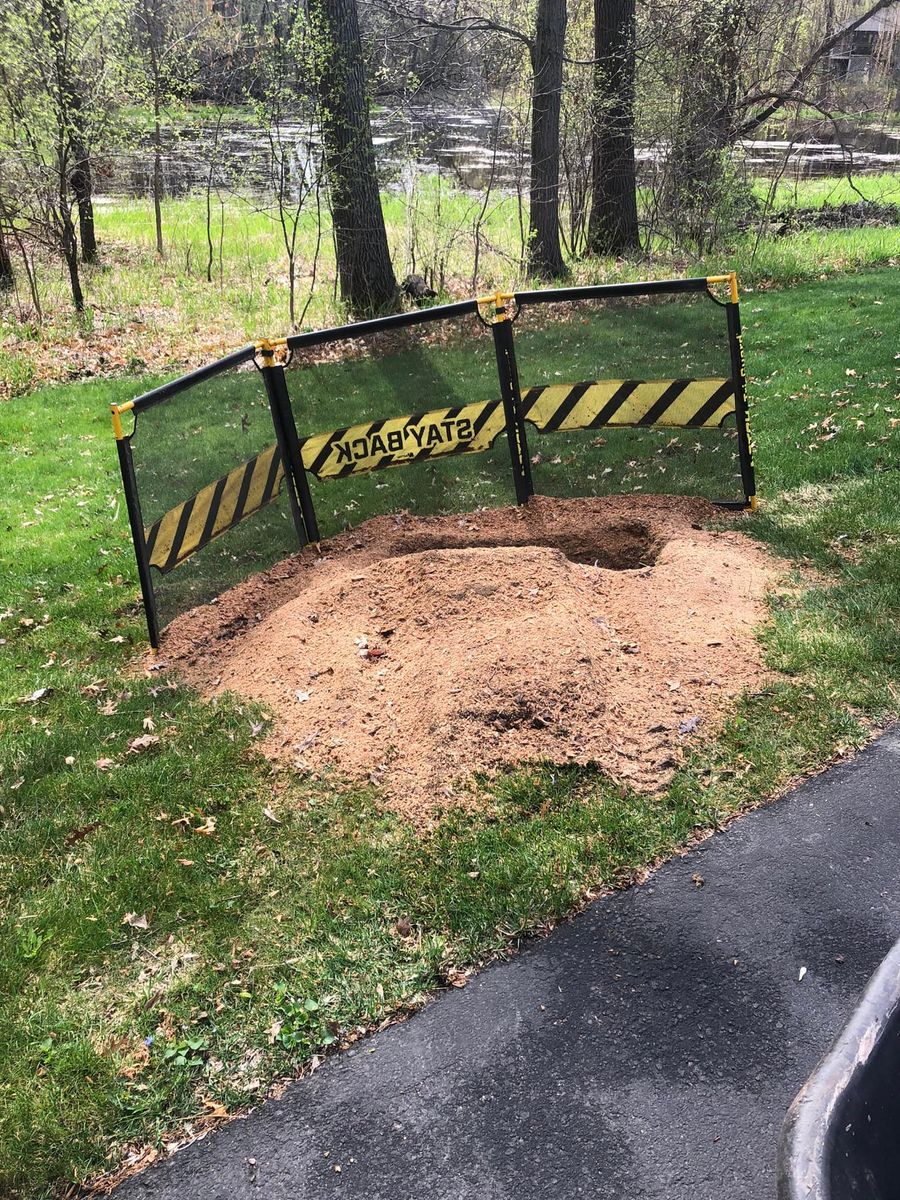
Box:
161, 495, 783, 822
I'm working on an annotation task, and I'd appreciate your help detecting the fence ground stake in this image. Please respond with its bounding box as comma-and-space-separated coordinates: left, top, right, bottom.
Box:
491, 304, 533, 504
111, 406, 160, 648
725, 293, 757, 510
258, 346, 320, 545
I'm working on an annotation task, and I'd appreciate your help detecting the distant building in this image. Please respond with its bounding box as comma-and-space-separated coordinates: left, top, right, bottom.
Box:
830, 3, 900, 80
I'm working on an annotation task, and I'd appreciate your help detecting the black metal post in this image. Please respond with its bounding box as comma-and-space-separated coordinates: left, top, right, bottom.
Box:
260, 357, 315, 546
115, 434, 160, 648
726, 300, 757, 510
269, 361, 321, 542
491, 315, 533, 504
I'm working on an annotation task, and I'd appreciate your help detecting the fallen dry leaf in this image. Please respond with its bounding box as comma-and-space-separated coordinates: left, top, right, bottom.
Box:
200, 1098, 230, 1120
121, 912, 149, 930
64, 822, 101, 846
127, 734, 160, 754
118, 1040, 151, 1080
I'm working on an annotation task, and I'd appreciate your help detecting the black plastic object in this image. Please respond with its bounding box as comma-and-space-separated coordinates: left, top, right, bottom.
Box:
778, 937, 900, 1199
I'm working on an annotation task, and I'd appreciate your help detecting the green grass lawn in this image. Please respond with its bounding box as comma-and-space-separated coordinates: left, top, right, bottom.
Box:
1, 269, 898, 1198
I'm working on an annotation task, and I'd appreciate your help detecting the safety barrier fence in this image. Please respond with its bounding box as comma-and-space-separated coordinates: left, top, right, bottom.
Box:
111, 274, 756, 646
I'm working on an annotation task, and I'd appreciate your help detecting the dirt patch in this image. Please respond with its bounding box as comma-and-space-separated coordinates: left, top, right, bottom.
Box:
161, 495, 784, 822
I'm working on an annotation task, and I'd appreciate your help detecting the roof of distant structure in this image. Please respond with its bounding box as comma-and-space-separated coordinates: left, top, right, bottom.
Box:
838, 2, 900, 36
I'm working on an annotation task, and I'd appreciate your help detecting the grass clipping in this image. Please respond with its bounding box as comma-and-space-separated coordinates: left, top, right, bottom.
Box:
163, 496, 783, 822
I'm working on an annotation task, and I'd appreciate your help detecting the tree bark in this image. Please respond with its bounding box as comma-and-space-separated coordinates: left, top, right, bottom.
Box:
41, 0, 98, 262
310, 0, 397, 315
151, 94, 164, 255
0, 228, 13, 291
67, 71, 97, 262
70, 131, 97, 262
588, 0, 639, 257
136, 0, 166, 255
663, 0, 741, 248
527, 0, 567, 278
61, 209, 84, 311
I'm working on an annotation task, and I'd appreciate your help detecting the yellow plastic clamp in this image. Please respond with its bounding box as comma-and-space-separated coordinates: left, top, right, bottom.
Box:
110, 399, 135, 441
476, 291, 516, 322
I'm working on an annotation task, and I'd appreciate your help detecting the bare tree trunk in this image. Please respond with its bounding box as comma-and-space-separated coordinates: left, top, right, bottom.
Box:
205, 107, 226, 283
817, 0, 836, 106
527, 0, 567, 278
61, 209, 84, 311
0, 229, 13, 291
205, 165, 214, 284
588, 0, 640, 257
135, 0, 165, 254
152, 100, 164, 255
70, 133, 97, 262
310, 0, 397, 315
68, 83, 97, 262
41, 0, 98, 263
11, 226, 42, 319
664, 0, 741, 248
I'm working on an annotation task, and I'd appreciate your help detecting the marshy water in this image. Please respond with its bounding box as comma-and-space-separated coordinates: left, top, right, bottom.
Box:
98, 103, 900, 201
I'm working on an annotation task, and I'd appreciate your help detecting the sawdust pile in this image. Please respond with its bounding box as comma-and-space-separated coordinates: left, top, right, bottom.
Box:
162, 496, 782, 822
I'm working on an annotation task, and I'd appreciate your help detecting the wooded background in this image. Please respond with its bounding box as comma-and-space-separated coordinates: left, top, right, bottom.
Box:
0, 0, 897, 318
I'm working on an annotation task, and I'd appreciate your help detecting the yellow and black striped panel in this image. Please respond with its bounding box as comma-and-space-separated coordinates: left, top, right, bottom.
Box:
521, 378, 736, 431
298, 399, 507, 479
144, 443, 284, 574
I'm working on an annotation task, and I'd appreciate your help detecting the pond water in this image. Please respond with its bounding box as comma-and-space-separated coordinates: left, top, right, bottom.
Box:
96, 103, 900, 202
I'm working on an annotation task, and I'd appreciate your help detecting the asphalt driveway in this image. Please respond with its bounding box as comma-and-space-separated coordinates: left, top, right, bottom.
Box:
117, 727, 900, 1199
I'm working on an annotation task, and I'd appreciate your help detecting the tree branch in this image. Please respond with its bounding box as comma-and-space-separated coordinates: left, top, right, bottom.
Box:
733, 0, 896, 138
368, 0, 534, 52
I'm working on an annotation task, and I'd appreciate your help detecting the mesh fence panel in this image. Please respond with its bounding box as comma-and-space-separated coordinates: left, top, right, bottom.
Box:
284, 313, 517, 539
130, 359, 298, 629
120, 285, 748, 645
510, 292, 743, 504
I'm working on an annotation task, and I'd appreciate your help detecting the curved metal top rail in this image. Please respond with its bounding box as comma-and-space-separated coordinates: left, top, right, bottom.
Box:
284, 297, 481, 352
130, 344, 257, 414
513, 276, 715, 306
122, 275, 735, 418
